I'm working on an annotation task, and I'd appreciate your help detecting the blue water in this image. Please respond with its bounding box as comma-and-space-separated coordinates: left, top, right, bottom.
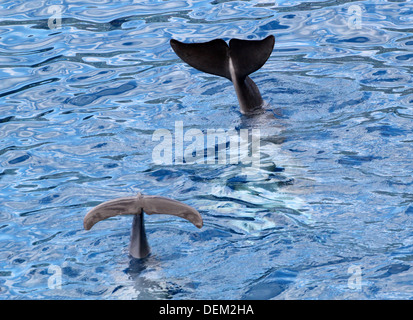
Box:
1, 0, 412, 299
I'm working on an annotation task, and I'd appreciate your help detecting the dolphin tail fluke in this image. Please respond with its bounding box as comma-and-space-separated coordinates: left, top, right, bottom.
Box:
83, 193, 203, 259
170, 36, 274, 82
170, 38, 231, 80
83, 196, 141, 230
170, 35, 274, 114
229, 35, 275, 81
140, 195, 203, 229
83, 194, 202, 230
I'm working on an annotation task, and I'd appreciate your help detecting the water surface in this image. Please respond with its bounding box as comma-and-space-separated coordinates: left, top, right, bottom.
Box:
0, 0, 412, 299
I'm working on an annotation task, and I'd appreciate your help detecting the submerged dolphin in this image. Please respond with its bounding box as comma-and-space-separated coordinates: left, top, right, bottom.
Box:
68, 82, 137, 106
83, 193, 203, 258
170, 35, 275, 114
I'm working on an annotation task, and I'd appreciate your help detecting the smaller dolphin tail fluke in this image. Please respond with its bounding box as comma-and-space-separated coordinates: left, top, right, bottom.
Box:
83, 193, 203, 259
229, 35, 275, 81
83, 196, 141, 230
170, 38, 231, 80
140, 195, 203, 229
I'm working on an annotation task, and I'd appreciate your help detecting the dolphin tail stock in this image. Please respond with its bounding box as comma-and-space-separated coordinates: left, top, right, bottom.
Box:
170, 35, 275, 114
129, 212, 150, 259
83, 193, 203, 258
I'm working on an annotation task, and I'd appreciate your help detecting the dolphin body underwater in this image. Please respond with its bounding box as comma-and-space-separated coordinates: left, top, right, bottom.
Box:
84, 193, 203, 259
170, 35, 275, 114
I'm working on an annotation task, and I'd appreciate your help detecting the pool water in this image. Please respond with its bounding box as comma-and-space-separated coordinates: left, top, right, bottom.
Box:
0, 0, 412, 299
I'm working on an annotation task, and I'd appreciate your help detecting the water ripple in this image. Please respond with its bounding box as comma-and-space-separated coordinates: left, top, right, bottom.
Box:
0, 0, 412, 300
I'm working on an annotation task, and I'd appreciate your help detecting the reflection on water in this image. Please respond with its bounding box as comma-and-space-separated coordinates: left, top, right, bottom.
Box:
0, 0, 412, 299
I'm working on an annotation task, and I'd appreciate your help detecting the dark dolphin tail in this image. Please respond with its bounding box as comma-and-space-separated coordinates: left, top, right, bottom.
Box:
170, 35, 275, 114
83, 193, 203, 258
